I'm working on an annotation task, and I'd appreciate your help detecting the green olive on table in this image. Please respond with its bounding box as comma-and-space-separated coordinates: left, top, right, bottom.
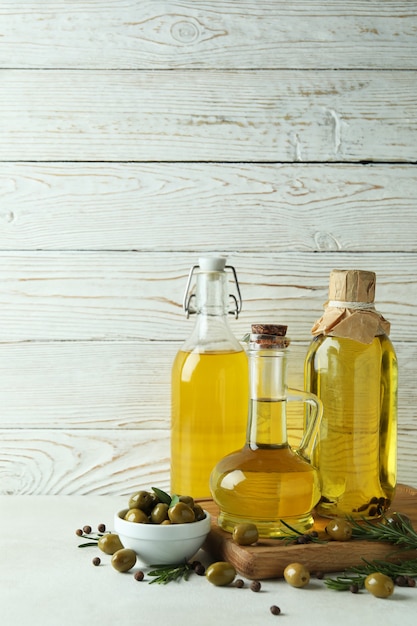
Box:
206, 562, 236, 586
168, 501, 195, 524
124, 508, 149, 523
232, 522, 259, 546
283, 562, 310, 588
111, 548, 137, 573
365, 572, 394, 598
97, 533, 124, 555
325, 518, 353, 541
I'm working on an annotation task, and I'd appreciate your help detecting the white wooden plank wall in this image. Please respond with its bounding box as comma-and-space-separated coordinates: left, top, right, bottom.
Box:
0, 1, 416, 495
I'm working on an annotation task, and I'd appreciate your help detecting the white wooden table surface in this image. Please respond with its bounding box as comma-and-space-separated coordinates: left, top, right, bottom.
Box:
1, 496, 416, 626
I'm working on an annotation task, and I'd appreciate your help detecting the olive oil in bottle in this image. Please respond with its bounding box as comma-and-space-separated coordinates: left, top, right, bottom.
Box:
210, 324, 322, 537
304, 269, 397, 519
170, 256, 248, 500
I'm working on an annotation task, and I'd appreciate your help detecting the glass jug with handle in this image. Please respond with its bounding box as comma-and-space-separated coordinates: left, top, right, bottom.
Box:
210, 324, 323, 537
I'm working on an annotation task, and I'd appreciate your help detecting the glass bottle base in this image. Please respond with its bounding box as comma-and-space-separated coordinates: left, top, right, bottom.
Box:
217, 510, 315, 538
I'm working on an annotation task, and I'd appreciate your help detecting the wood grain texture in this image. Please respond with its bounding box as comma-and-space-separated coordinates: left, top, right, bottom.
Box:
1, 1, 416, 69
0, 1, 416, 497
1, 163, 417, 251
204, 484, 417, 579
0, 70, 416, 162
0, 341, 415, 491
0, 429, 170, 496
0, 251, 415, 342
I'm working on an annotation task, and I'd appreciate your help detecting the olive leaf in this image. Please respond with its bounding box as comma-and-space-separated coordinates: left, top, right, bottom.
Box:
151, 486, 171, 505
151, 487, 180, 508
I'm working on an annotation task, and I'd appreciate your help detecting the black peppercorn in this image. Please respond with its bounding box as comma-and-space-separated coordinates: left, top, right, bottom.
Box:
92, 557, 101, 566
75, 528, 83, 536
234, 579, 244, 588
83, 525, 92, 534
134, 570, 144, 581
98, 523, 106, 533
194, 563, 206, 576
349, 584, 359, 594
270, 605, 281, 615
250, 580, 261, 592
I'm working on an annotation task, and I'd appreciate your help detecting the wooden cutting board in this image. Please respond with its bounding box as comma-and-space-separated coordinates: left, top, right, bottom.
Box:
202, 483, 417, 580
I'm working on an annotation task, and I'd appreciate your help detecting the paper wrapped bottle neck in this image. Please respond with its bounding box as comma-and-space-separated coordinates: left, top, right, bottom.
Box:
312, 300, 390, 343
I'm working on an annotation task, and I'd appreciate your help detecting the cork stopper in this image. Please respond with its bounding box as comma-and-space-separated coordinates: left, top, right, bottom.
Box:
251, 324, 287, 336
249, 324, 290, 349
328, 269, 376, 304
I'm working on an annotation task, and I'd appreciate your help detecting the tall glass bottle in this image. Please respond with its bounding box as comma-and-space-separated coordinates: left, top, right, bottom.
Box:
304, 269, 397, 519
210, 324, 322, 537
170, 256, 248, 499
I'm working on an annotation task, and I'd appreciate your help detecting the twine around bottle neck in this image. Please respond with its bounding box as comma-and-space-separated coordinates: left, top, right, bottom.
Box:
327, 300, 376, 311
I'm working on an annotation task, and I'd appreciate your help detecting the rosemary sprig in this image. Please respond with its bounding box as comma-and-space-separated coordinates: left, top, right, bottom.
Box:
325, 513, 417, 591
325, 574, 366, 591
77, 533, 104, 548
348, 513, 417, 551
147, 562, 193, 584
325, 558, 417, 591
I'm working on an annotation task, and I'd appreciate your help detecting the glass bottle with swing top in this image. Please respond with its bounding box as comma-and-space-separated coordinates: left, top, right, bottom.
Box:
170, 256, 248, 499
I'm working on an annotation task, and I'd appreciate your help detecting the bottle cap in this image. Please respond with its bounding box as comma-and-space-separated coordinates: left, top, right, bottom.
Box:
251, 324, 287, 336
198, 256, 227, 272
248, 324, 290, 349
311, 269, 390, 343
328, 269, 376, 304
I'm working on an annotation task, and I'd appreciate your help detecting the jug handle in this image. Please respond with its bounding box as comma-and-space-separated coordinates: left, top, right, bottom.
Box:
286, 388, 323, 463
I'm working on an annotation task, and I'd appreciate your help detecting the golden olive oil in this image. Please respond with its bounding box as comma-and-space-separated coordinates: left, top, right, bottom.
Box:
211, 323, 322, 538
304, 334, 397, 518
171, 349, 248, 499
210, 401, 321, 536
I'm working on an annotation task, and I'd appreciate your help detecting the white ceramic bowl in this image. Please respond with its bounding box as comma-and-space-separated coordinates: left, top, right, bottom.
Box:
114, 509, 211, 565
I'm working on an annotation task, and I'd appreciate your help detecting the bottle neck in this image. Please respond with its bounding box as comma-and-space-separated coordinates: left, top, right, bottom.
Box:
246, 348, 288, 449
195, 270, 229, 316
182, 270, 242, 353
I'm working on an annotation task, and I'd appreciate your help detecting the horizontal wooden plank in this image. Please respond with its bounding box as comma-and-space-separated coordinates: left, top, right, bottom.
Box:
0, 251, 415, 342
1, 163, 417, 251
0, 340, 415, 494
0, 341, 174, 430
0, 70, 416, 161
0, 429, 170, 496
1, 1, 416, 69
0, 422, 414, 496
0, 339, 414, 431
